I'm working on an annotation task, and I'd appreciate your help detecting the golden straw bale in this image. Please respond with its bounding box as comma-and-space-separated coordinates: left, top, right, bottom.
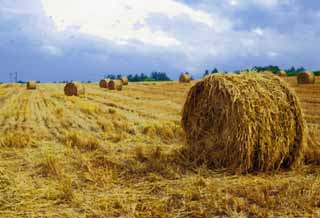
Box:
181, 73, 305, 173
99, 79, 110, 88
120, 76, 129, 85
64, 82, 85, 96
297, 71, 315, 84
108, 80, 123, 90
26, 81, 37, 90
179, 73, 191, 83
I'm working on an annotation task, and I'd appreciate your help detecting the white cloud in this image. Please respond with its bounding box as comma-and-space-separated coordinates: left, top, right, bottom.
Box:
267, 51, 279, 57
253, 0, 281, 8
252, 27, 264, 36
41, 0, 215, 47
228, 0, 239, 6
41, 45, 62, 56
226, 0, 290, 9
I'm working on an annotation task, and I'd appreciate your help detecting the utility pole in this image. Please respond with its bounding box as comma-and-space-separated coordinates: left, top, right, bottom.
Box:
14, 72, 18, 83
10, 72, 18, 83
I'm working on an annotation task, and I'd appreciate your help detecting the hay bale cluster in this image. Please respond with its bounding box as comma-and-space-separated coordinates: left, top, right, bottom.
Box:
297, 71, 315, 84
108, 80, 123, 90
181, 73, 305, 173
64, 82, 85, 96
26, 81, 37, 90
179, 73, 191, 83
100, 77, 128, 90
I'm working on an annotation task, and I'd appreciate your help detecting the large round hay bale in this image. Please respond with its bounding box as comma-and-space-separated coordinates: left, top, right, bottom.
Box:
99, 79, 110, 88
181, 73, 305, 173
64, 82, 85, 96
108, 80, 123, 90
26, 81, 37, 90
179, 73, 191, 83
277, 70, 287, 77
120, 76, 129, 85
297, 71, 315, 84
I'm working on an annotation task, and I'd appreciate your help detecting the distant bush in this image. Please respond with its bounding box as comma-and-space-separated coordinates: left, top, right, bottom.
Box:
313, 71, 320, 76
144, 78, 156, 82
252, 65, 280, 74
203, 68, 219, 78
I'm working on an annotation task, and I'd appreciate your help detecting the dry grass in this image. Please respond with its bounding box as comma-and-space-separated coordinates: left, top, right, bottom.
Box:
0, 77, 319, 217
64, 130, 101, 151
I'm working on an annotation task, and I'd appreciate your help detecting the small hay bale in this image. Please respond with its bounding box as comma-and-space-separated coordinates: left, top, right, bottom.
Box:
297, 71, 315, 84
120, 76, 129, 85
181, 73, 305, 173
64, 82, 85, 96
277, 70, 287, 77
26, 81, 37, 90
99, 79, 110, 88
179, 73, 191, 83
108, 80, 123, 90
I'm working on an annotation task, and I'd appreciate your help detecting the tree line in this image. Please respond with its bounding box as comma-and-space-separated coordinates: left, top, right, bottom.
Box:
104, 72, 171, 82
202, 65, 320, 78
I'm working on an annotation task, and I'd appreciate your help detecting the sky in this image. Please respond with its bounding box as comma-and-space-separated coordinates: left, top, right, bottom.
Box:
0, 0, 319, 82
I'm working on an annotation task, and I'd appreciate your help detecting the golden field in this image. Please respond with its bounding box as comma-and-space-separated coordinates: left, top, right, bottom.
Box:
0, 77, 319, 218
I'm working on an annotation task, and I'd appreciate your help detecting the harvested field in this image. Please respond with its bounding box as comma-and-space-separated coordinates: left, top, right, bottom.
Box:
0, 77, 319, 217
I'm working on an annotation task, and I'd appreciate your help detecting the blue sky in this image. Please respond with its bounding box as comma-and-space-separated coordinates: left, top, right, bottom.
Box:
0, 0, 319, 82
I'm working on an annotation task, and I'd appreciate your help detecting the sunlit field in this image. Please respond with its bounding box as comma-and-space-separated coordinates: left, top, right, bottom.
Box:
0, 77, 319, 217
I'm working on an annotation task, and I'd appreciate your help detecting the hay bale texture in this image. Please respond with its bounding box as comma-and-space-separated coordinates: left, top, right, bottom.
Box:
297, 71, 315, 84
179, 73, 191, 83
64, 82, 85, 96
26, 81, 37, 90
108, 80, 123, 90
181, 73, 305, 173
120, 76, 129, 85
99, 79, 110, 88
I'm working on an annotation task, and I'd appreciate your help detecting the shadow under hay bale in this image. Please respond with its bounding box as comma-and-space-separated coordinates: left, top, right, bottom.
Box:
64, 82, 85, 96
26, 81, 37, 90
297, 71, 315, 84
179, 73, 191, 83
181, 73, 306, 173
99, 79, 110, 88
108, 80, 123, 90
120, 76, 129, 85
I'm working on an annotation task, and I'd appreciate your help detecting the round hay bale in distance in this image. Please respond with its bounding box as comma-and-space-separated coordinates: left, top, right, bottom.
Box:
26, 81, 37, 90
277, 70, 287, 77
179, 73, 191, 83
120, 76, 129, 85
64, 82, 85, 96
99, 79, 110, 88
181, 73, 305, 173
297, 71, 315, 84
108, 80, 123, 90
